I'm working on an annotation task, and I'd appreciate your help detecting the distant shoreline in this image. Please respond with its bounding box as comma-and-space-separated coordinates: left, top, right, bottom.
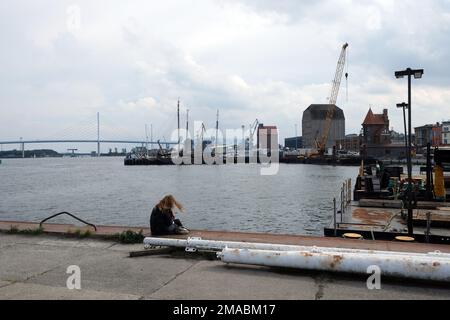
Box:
0, 149, 126, 158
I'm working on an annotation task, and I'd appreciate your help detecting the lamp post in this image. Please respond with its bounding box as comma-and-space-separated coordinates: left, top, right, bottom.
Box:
396, 102, 409, 151
395, 68, 424, 236
295, 124, 298, 150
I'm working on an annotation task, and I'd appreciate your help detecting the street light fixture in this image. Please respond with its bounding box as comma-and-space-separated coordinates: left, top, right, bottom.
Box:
395, 68, 424, 236
395, 68, 424, 79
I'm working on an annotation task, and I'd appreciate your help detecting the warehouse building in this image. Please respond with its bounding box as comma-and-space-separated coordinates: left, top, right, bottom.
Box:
302, 104, 345, 149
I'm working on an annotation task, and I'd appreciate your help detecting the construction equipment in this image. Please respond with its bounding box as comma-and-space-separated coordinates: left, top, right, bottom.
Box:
157, 140, 164, 154
249, 119, 259, 145
245, 119, 259, 152
250, 119, 259, 137
199, 123, 207, 143
313, 43, 348, 156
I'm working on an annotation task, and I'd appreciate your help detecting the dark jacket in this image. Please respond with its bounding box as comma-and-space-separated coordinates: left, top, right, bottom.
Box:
150, 206, 174, 235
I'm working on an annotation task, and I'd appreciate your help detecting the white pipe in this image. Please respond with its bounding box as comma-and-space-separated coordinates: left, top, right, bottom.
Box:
143, 237, 450, 258
218, 248, 450, 282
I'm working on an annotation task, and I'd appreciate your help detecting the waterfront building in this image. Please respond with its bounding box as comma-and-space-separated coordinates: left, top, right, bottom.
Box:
414, 122, 443, 152
432, 123, 443, 147
390, 130, 406, 144
284, 136, 302, 150
302, 104, 345, 149
443, 121, 450, 146
362, 108, 390, 144
335, 134, 361, 152
257, 124, 278, 151
361, 108, 406, 159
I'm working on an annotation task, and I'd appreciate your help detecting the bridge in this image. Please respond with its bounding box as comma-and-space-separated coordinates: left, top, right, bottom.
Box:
0, 140, 176, 145
0, 113, 178, 157
0, 139, 177, 158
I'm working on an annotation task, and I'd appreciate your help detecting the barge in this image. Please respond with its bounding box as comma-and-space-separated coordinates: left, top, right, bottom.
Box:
325, 147, 450, 244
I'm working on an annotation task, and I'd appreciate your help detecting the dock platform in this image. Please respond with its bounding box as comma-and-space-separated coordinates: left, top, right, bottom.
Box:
324, 200, 450, 244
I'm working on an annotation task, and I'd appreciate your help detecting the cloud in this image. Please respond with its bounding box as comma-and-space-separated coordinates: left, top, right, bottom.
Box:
1, 0, 450, 152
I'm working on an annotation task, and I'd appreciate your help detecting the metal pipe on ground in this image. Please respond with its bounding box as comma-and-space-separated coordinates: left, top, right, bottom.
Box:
143, 237, 450, 258
217, 248, 450, 282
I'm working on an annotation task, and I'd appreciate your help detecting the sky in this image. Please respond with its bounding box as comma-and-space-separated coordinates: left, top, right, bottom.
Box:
1, 0, 450, 152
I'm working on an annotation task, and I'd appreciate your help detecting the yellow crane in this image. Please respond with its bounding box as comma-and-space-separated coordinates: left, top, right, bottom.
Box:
312, 43, 348, 157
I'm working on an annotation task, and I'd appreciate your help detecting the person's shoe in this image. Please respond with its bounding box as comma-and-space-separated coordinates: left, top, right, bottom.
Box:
176, 227, 189, 235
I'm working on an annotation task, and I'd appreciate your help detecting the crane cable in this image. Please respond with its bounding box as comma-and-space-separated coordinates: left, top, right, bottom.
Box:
345, 48, 349, 102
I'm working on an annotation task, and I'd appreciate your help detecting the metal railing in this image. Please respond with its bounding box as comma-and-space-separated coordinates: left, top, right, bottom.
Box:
39, 211, 97, 231
333, 178, 352, 236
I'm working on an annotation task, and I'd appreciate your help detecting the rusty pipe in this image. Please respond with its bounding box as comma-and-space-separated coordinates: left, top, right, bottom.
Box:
218, 248, 450, 282
143, 237, 449, 258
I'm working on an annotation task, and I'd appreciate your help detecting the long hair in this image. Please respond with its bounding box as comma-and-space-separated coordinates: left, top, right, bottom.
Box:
157, 195, 184, 212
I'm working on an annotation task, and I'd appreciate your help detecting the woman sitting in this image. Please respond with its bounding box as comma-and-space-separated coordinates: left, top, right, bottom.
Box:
150, 195, 189, 236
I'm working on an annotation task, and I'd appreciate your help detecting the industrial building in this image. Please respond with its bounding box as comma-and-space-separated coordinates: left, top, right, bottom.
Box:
284, 136, 302, 150
302, 104, 345, 149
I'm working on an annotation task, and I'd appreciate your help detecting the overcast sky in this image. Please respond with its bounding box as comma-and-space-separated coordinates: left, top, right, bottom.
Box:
1, 0, 450, 152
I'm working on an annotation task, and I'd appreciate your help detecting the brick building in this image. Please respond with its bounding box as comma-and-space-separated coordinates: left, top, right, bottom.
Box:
360, 108, 406, 159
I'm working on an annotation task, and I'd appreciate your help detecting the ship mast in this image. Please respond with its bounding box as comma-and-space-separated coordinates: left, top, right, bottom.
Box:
177, 99, 181, 147
215, 109, 219, 150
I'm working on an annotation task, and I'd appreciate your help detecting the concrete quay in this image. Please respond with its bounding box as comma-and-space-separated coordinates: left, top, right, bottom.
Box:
0, 233, 450, 300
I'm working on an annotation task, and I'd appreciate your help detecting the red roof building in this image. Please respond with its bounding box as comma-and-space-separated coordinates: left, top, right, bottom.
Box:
360, 108, 407, 159
362, 108, 390, 145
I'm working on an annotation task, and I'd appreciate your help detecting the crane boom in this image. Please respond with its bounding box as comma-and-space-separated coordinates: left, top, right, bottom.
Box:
317, 43, 348, 154
250, 119, 259, 136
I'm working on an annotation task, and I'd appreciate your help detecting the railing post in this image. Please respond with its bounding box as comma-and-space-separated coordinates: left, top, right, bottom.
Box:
333, 198, 337, 236
426, 212, 432, 243
343, 182, 346, 213
348, 178, 352, 204
346, 179, 349, 203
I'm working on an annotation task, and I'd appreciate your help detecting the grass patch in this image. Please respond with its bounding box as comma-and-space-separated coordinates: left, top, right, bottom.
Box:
7, 225, 19, 234
5, 225, 44, 235
68, 228, 93, 238
83, 230, 92, 238
19, 226, 44, 235
103, 233, 120, 241
119, 229, 144, 244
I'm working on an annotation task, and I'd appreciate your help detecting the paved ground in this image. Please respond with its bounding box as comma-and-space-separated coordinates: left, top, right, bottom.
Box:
0, 233, 449, 300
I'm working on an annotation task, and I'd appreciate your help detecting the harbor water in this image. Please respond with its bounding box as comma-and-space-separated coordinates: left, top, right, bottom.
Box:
0, 157, 358, 235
